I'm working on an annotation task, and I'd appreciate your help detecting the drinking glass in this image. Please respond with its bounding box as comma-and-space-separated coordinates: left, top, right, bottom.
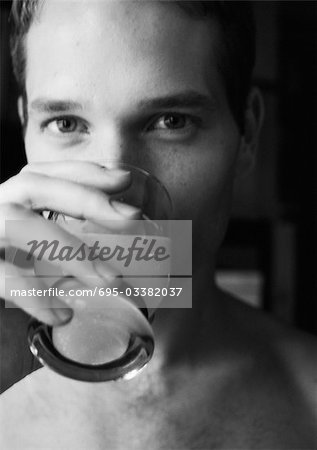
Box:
28, 164, 172, 382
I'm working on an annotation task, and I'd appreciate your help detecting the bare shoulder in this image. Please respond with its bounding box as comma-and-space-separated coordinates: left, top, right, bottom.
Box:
0, 369, 54, 447
221, 291, 317, 380
0, 367, 103, 449
217, 290, 317, 445
0, 371, 37, 447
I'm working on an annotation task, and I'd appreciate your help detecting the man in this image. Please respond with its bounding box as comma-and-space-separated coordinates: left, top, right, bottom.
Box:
0, 1, 316, 448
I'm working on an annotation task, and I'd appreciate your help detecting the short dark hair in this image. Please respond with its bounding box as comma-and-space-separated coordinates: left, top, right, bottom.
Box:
10, 0, 255, 132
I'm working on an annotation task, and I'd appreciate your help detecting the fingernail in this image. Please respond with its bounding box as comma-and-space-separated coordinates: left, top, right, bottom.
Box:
111, 201, 141, 218
108, 169, 131, 178
53, 308, 73, 324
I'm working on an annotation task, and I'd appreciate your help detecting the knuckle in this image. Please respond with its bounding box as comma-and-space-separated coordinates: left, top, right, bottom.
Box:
2, 172, 34, 199
17, 170, 38, 186
0, 202, 25, 218
17, 171, 48, 191
19, 164, 31, 173
20, 162, 46, 174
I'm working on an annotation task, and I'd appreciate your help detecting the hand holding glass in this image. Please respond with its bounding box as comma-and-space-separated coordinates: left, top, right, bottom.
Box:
28, 164, 172, 382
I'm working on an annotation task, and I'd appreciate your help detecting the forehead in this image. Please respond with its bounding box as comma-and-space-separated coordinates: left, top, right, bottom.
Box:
25, 0, 225, 104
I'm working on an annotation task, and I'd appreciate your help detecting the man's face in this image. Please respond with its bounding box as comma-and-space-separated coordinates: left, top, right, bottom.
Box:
24, 0, 242, 263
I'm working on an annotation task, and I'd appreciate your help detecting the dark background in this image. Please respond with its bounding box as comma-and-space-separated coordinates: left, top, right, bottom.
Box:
1, 1, 317, 333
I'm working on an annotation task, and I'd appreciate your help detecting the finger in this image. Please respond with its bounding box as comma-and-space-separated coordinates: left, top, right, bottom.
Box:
0, 259, 73, 326
20, 161, 132, 193
43, 277, 122, 311
1, 203, 120, 287
0, 172, 140, 226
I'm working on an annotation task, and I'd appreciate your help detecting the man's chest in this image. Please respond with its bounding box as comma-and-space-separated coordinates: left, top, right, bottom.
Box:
1, 392, 312, 450
1, 365, 315, 449
65, 383, 311, 450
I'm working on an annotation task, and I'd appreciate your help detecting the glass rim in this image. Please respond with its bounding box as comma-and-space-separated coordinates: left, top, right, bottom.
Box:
99, 161, 174, 217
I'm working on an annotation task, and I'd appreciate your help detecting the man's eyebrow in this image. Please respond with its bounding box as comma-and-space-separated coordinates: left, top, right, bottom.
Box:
29, 92, 216, 114
29, 99, 85, 113
137, 91, 217, 111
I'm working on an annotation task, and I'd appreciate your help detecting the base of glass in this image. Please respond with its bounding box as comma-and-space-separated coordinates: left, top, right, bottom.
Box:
28, 320, 154, 382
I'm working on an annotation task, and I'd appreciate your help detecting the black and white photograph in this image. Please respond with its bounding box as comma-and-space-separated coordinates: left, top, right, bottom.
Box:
0, 1, 317, 448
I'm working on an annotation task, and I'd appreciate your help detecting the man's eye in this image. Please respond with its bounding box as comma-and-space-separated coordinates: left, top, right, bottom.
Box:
149, 113, 194, 131
44, 117, 88, 134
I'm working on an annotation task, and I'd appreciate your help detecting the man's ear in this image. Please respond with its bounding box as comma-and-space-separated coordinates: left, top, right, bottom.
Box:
235, 87, 264, 178
17, 95, 28, 136
17, 96, 25, 126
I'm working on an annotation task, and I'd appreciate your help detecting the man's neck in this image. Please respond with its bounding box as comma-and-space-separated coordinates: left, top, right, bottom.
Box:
151, 264, 220, 367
